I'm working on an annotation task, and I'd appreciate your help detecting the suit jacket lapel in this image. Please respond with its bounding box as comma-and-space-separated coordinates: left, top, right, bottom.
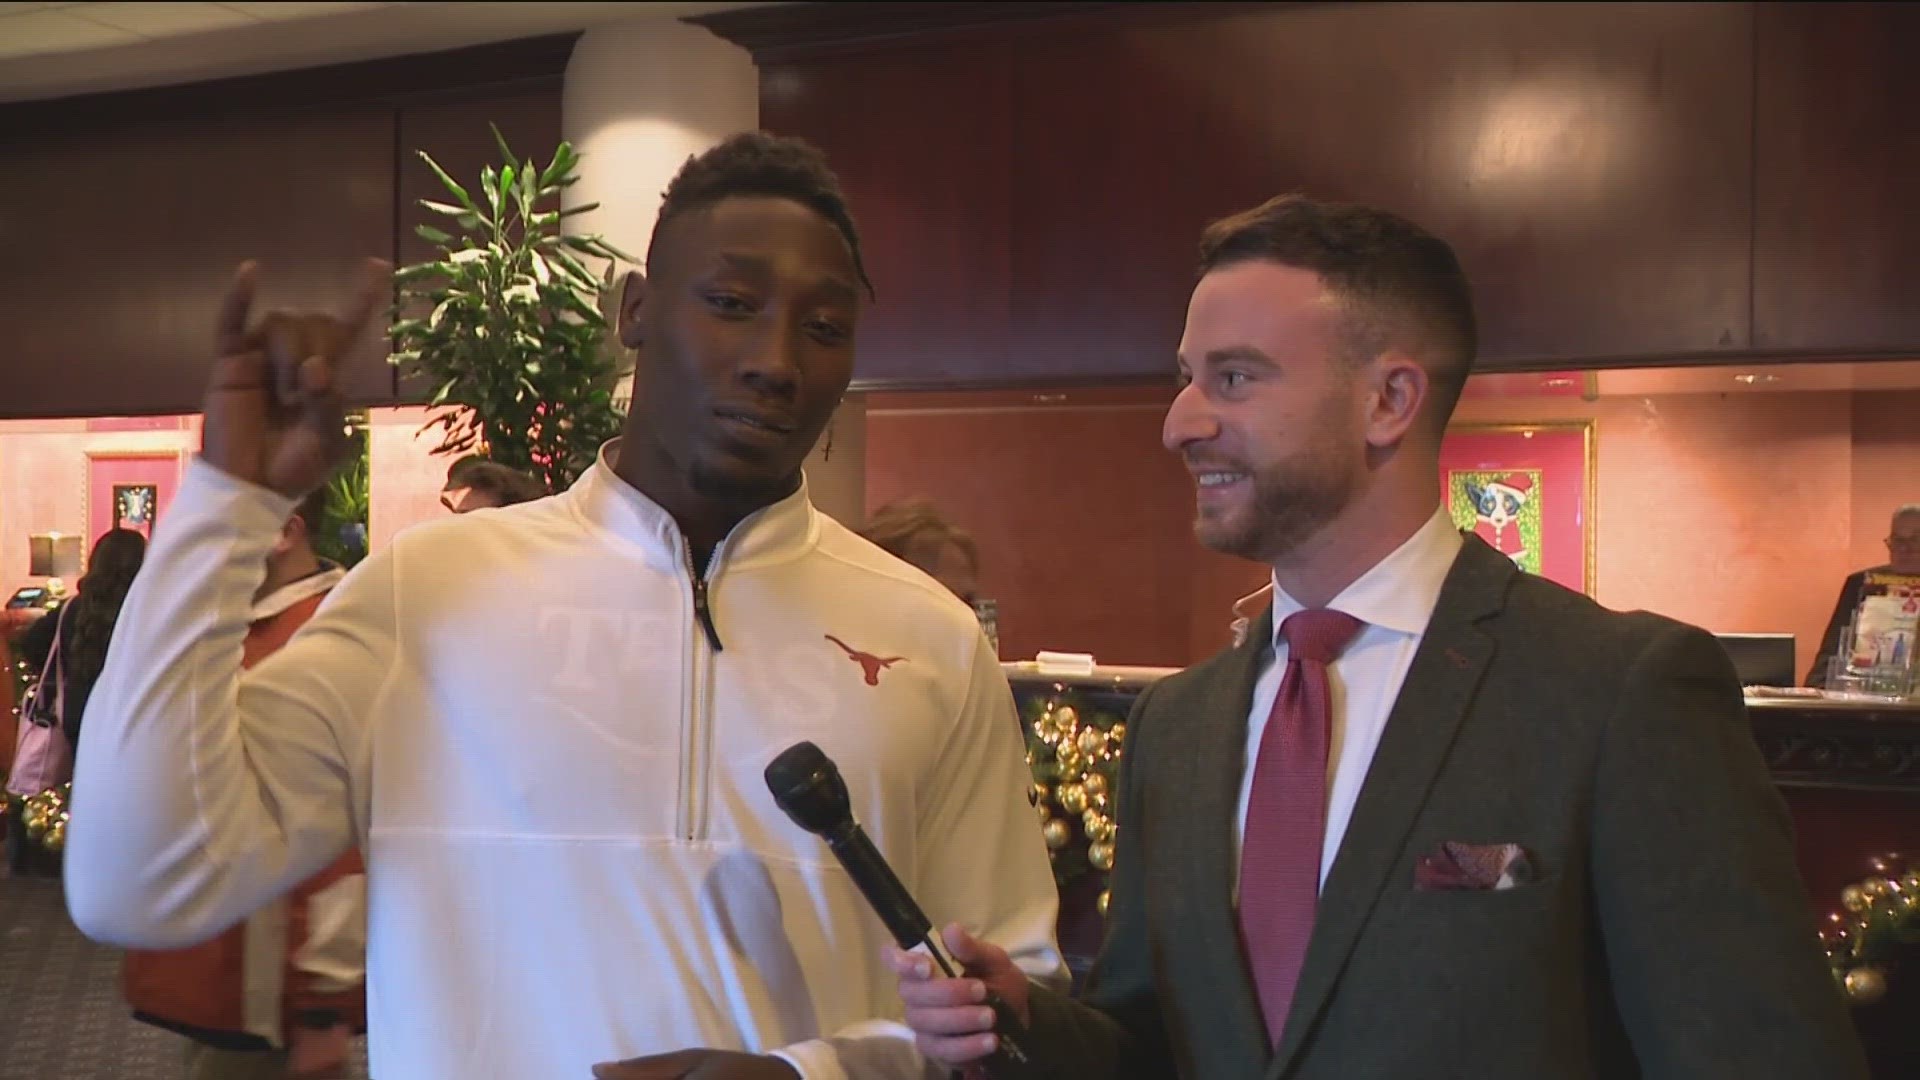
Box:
1267, 538, 1514, 1079
1177, 606, 1274, 1069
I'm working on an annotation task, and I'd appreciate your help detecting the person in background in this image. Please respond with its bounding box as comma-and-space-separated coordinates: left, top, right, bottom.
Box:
6, 528, 145, 872
1807, 503, 1920, 687
440, 457, 547, 513
891, 194, 1865, 1078
857, 497, 982, 605
12, 528, 147, 735
121, 486, 364, 1080
441, 453, 488, 492
66, 132, 1062, 1079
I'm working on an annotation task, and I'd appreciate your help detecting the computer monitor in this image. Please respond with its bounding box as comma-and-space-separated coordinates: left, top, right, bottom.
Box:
6, 586, 48, 610
1715, 633, 1797, 687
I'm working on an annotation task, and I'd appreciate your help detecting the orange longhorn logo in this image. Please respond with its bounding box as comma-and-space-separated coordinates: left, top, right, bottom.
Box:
825, 634, 906, 686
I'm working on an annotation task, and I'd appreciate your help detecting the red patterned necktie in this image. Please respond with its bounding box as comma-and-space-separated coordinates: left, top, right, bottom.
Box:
1238, 607, 1364, 1047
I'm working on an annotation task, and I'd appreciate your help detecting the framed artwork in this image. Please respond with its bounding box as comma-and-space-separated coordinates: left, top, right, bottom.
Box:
1439, 422, 1595, 594
113, 484, 158, 533
84, 450, 182, 547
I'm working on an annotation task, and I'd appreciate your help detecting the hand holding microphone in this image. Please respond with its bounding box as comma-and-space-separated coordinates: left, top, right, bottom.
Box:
764, 742, 1043, 1079
887, 923, 1035, 1075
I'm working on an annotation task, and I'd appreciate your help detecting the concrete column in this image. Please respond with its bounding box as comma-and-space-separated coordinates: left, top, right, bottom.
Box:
563, 19, 758, 276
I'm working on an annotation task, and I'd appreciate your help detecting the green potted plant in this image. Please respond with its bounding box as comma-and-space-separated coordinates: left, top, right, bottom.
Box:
389, 127, 631, 493
311, 413, 370, 568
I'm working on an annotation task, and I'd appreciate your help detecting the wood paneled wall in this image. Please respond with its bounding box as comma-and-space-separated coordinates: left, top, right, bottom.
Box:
0, 36, 569, 419
698, 2, 1920, 387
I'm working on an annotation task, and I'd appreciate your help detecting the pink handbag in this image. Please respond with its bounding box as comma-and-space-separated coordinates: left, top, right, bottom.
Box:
7, 608, 73, 798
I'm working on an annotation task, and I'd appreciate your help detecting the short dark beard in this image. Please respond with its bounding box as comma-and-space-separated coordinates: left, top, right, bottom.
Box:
1192, 416, 1358, 564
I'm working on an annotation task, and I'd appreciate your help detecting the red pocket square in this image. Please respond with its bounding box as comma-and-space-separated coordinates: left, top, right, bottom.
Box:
1414, 841, 1534, 891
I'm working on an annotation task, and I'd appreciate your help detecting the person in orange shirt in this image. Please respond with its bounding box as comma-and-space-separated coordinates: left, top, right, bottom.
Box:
120, 487, 364, 1080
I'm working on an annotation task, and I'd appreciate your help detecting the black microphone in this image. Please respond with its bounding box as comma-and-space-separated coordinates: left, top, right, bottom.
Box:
765, 741, 1040, 1077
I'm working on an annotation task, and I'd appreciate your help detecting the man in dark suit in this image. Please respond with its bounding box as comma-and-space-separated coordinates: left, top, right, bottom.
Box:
1805, 505, 1920, 687
889, 195, 1866, 1078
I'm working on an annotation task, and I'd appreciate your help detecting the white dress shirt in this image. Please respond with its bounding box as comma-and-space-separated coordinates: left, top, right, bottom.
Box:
1233, 507, 1464, 892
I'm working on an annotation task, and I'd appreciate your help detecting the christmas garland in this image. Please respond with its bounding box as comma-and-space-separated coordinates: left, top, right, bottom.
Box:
9, 652, 31, 708
1819, 855, 1920, 1006
9, 782, 71, 853
1022, 689, 1127, 915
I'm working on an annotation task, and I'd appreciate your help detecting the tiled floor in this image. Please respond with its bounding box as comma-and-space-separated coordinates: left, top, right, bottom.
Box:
0, 870, 370, 1078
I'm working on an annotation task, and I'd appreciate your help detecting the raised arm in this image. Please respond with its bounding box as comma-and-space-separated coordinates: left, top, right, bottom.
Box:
65, 258, 394, 948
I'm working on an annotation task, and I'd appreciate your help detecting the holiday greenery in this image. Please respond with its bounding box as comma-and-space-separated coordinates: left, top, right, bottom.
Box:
311, 413, 370, 569
15, 782, 70, 853
1819, 854, 1920, 1006
10, 650, 33, 717
1023, 689, 1128, 915
389, 126, 631, 494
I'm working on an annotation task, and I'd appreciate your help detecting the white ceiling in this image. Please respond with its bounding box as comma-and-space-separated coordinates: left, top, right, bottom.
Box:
0, 2, 772, 104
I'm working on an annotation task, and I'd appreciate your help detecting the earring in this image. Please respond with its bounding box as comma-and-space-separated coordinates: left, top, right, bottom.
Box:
822, 422, 836, 461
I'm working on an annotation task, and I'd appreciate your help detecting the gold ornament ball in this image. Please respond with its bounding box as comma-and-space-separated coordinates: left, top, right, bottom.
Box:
1844, 967, 1888, 1005
1109, 722, 1126, 744
1083, 773, 1109, 798
1903, 870, 1920, 894
1902, 890, 1920, 912
1043, 819, 1071, 850
1085, 815, 1117, 845
1034, 802, 1053, 827
1860, 877, 1894, 900
1058, 784, 1090, 817
1097, 890, 1111, 916
43, 819, 66, 853
1091, 792, 1110, 811
1031, 782, 1050, 806
1055, 706, 1078, 730
1841, 886, 1869, 914
1056, 745, 1083, 776
1078, 727, 1108, 758
1088, 841, 1116, 872
25, 813, 48, 840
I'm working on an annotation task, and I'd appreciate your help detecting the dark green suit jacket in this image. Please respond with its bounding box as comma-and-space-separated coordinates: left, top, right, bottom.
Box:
1026, 537, 1866, 1079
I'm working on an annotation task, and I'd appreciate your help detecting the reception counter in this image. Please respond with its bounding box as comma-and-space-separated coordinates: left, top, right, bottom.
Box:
1747, 694, 1920, 792
1003, 664, 1920, 908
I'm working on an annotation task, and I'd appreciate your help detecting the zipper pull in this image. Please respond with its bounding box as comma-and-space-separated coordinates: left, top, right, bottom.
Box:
691, 575, 724, 653
685, 541, 725, 653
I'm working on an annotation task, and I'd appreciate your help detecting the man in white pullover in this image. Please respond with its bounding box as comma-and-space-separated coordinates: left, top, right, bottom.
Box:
67, 133, 1065, 1080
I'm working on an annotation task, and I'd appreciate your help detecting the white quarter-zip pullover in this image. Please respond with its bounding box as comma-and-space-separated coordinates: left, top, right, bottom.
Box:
67, 444, 1064, 1079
